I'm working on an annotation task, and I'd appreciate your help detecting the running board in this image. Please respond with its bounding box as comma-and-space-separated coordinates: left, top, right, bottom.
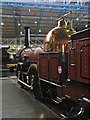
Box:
18, 79, 33, 89
40, 78, 62, 88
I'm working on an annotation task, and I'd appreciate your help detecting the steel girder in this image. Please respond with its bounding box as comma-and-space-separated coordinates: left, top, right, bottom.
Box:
0, 2, 89, 12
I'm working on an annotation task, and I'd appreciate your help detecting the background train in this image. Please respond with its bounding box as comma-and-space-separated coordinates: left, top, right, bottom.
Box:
0, 45, 18, 76
16, 19, 90, 119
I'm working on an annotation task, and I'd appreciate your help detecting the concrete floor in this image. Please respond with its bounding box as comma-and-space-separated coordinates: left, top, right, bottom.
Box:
2, 76, 60, 119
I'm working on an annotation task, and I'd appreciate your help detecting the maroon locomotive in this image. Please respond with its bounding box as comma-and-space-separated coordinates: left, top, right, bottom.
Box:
16, 20, 90, 119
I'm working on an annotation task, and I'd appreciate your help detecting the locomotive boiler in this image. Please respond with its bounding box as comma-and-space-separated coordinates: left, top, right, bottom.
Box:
16, 20, 90, 119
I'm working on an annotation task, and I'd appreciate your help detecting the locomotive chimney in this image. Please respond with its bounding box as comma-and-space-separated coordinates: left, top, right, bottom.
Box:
24, 27, 30, 47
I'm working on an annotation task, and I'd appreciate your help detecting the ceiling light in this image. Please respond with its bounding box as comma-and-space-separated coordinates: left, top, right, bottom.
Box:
49, 6, 52, 8
51, 16, 52, 19
76, 18, 79, 21
85, 24, 88, 27
39, 29, 41, 32
18, 23, 20, 26
35, 21, 37, 24
17, 47, 21, 50
1, 22, 4, 26
20, 31, 23, 34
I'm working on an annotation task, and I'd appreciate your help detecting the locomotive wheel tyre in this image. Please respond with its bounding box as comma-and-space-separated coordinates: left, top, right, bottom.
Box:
60, 100, 84, 120
29, 64, 41, 99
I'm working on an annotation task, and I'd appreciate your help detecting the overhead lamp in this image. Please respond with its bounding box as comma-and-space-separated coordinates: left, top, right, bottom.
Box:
1, 22, 4, 26
35, 21, 37, 24
17, 47, 21, 50
85, 24, 88, 27
49, 6, 52, 8
76, 18, 79, 21
51, 16, 52, 19
20, 31, 23, 35
39, 29, 41, 33
18, 23, 21, 26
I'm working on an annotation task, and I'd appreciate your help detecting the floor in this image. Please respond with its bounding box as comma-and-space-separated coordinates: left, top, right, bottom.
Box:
1, 76, 60, 119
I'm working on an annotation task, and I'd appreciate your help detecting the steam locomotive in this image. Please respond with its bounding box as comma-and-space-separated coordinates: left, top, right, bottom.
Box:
16, 19, 90, 119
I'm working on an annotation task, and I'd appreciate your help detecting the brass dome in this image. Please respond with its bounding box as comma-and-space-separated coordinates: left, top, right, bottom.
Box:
44, 24, 75, 52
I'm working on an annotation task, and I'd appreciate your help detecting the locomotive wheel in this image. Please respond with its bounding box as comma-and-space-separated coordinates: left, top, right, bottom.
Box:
28, 64, 41, 99
59, 99, 84, 120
